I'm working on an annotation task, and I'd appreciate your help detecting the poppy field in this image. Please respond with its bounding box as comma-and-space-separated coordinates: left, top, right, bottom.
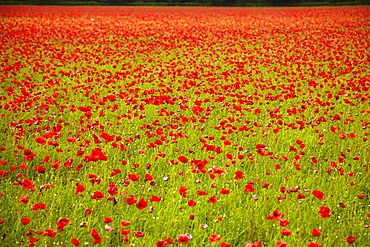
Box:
0, 5, 369, 247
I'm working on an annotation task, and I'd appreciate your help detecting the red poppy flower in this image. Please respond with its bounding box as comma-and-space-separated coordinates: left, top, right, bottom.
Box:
91, 191, 104, 200
57, 218, 70, 231
318, 206, 331, 218
107, 184, 118, 195
32, 203, 46, 211
297, 193, 306, 199
127, 173, 140, 181
20, 162, 28, 170
120, 228, 131, 235
86, 208, 93, 216
123, 235, 129, 243
33, 166, 45, 174
308, 243, 322, 247
261, 182, 269, 188
135, 231, 145, 237
21, 178, 35, 191
90, 229, 102, 244
71, 238, 80, 246
220, 188, 230, 194
244, 241, 262, 247
30, 237, 39, 243
75, 183, 85, 195
346, 236, 356, 244
197, 190, 208, 195
208, 234, 221, 244
103, 217, 112, 223
312, 190, 325, 201
281, 228, 292, 236
126, 197, 136, 205
43, 228, 57, 238
179, 186, 188, 198
244, 184, 255, 192
266, 210, 285, 221
76, 150, 85, 157
276, 241, 287, 247
92, 237, 102, 244
21, 218, 31, 225
188, 200, 196, 207
51, 160, 60, 170
136, 198, 148, 210
149, 196, 162, 202
207, 196, 217, 204
234, 171, 244, 179
144, 174, 154, 181
110, 169, 121, 176
157, 151, 166, 158
67, 137, 76, 143
121, 220, 130, 226
177, 234, 191, 244
312, 229, 322, 236
157, 240, 167, 247
35, 137, 46, 145
279, 220, 289, 227
19, 195, 30, 204
178, 156, 188, 163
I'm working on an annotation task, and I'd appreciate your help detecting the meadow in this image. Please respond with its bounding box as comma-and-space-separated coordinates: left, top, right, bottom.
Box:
0, 5, 369, 247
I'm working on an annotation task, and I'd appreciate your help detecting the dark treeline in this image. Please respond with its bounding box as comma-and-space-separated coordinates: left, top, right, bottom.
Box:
2, 0, 368, 6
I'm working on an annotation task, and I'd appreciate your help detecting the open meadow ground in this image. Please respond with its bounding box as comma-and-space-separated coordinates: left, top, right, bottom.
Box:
0, 5, 369, 247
